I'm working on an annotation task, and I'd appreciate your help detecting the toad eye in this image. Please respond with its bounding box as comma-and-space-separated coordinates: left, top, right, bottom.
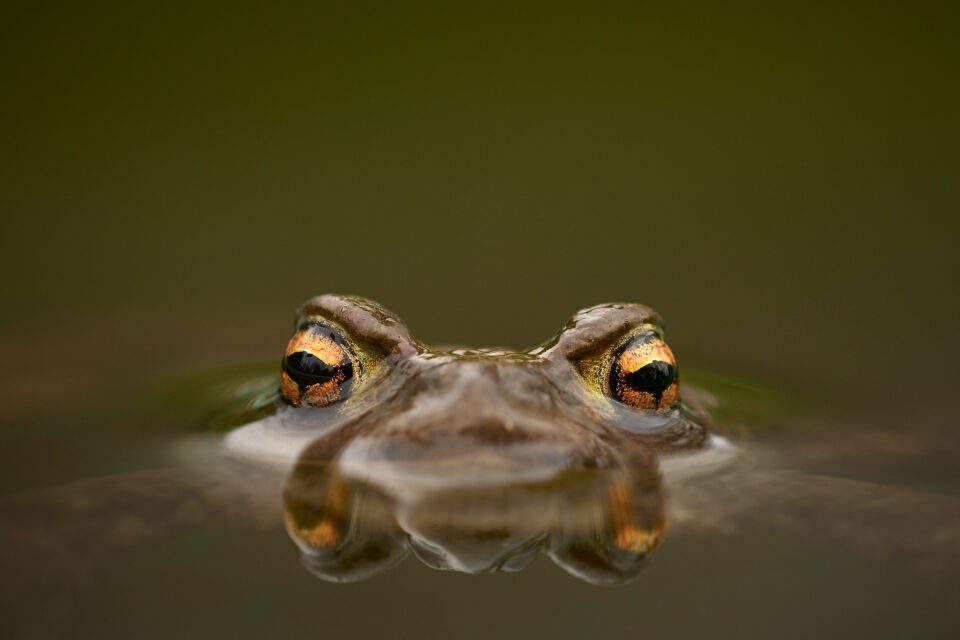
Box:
280, 323, 355, 407
608, 331, 679, 412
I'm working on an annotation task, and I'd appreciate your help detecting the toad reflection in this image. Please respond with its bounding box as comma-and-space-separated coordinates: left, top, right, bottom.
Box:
283, 439, 665, 585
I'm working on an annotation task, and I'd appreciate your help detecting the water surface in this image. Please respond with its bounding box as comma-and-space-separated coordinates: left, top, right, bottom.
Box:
2, 2, 958, 638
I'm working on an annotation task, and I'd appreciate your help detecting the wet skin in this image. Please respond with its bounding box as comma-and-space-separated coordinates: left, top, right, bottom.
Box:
226, 295, 717, 583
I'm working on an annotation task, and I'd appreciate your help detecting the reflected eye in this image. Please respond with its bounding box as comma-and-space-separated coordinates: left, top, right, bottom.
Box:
280, 323, 355, 407
608, 331, 679, 412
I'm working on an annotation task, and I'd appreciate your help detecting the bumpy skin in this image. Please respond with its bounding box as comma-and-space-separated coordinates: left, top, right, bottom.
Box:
244, 295, 711, 583
260, 295, 706, 455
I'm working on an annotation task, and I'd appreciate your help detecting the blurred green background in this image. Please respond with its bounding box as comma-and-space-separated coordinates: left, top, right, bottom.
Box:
2, 1, 958, 409
2, 4, 960, 638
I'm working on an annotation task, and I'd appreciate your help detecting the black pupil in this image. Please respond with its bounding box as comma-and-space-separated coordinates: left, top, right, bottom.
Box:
623, 360, 676, 400
285, 351, 342, 383
283, 327, 355, 390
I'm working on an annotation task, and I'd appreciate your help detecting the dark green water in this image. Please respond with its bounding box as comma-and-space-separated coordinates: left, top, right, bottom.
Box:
1, 2, 958, 638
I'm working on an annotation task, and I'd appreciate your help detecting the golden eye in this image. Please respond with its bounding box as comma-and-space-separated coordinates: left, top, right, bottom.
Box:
280, 323, 356, 407
608, 331, 679, 412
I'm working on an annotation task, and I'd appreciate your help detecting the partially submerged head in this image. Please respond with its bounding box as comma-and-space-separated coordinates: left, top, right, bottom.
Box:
241, 294, 713, 583
274, 294, 707, 459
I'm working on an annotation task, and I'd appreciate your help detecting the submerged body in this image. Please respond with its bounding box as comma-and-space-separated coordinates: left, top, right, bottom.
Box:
3, 295, 958, 594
